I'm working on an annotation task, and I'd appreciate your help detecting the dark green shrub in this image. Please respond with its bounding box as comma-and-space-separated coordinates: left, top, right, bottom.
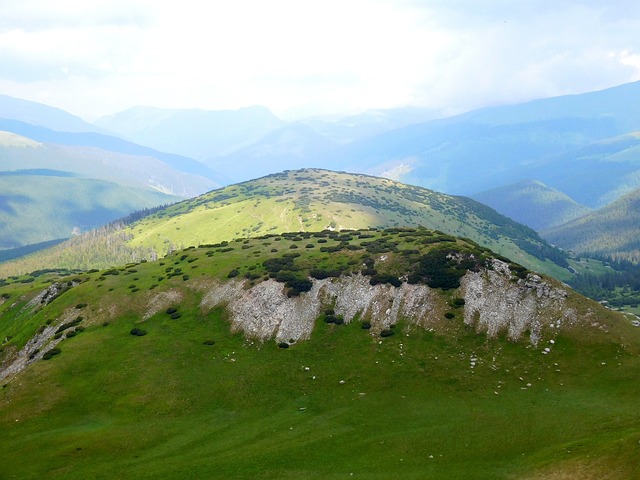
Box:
66, 331, 77, 338
451, 298, 466, 307
203, 340, 216, 345
380, 329, 394, 337
227, 269, 240, 278
445, 312, 455, 319
285, 278, 313, 297
166, 307, 178, 314
130, 328, 147, 336
42, 347, 61, 360
278, 342, 289, 349
75, 303, 87, 309
55, 316, 83, 334
361, 322, 371, 330
170, 312, 181, 319
369, 274, 402, 287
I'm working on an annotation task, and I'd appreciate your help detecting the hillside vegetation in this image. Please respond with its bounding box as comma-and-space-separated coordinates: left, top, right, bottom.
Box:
0, 169, 570, 280
1, 228, 639, 479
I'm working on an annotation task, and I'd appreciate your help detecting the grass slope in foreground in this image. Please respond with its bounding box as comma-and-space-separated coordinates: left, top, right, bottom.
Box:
1, 228, 639, 479
1, 169, 571, 280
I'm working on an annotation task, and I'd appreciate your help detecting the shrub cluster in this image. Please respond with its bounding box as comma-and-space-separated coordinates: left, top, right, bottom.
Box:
55, 316, 83, 334
42, 347, 61, 360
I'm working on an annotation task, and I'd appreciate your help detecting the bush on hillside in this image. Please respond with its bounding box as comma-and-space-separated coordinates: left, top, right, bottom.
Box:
130, 328, 147, 337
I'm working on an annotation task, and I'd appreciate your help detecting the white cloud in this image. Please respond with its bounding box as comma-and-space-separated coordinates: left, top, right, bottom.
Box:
0, 0, 639, 119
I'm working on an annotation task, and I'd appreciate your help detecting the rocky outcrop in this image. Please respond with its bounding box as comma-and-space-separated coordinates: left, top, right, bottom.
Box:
201, 264, 573, 345
201, 275, 439, 343
1, 281, 82, 382
460, 260, 574, 345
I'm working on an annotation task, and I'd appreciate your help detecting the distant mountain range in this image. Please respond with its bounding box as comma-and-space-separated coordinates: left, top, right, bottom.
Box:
0, 93, 103, 133
472, 180, 592, 231
542, 186, 640, 263
0, 96, 222, 252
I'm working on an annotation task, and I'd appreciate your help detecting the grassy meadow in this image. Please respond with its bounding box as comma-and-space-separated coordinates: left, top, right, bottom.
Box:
1, 229, 639, 478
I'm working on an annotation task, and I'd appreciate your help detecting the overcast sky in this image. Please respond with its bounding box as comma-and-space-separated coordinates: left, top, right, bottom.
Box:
1, 0, 639, 120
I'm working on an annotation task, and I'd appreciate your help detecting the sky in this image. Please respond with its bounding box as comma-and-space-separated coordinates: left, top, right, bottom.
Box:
1, 0, 640, 121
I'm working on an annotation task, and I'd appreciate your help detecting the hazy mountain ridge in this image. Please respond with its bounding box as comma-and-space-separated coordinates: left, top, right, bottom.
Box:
0, 131, 213, 196
0, 129, 213, 252
542, 187, 640, 263
95, 105, 285, 160
472, 179, 592, 231
0, 118, 223, 183
0, 93, 104, 133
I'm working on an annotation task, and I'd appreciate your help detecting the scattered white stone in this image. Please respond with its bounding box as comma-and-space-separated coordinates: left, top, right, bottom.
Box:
339, 380, 346, 384
549, 339, 555, 344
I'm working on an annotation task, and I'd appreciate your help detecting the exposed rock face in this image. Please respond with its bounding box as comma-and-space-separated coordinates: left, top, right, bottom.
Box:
460, 260, 575, 345
0, 305, 80, 382
201, 275, 438, 343
27, 281, 74, 308
201, 265, 573, 345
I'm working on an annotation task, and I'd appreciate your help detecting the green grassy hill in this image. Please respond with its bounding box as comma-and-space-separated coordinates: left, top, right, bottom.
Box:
472, 179, 592, 231
1, 228, 639, 479
0, 169, 571, 280
542, 187, 640, 263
